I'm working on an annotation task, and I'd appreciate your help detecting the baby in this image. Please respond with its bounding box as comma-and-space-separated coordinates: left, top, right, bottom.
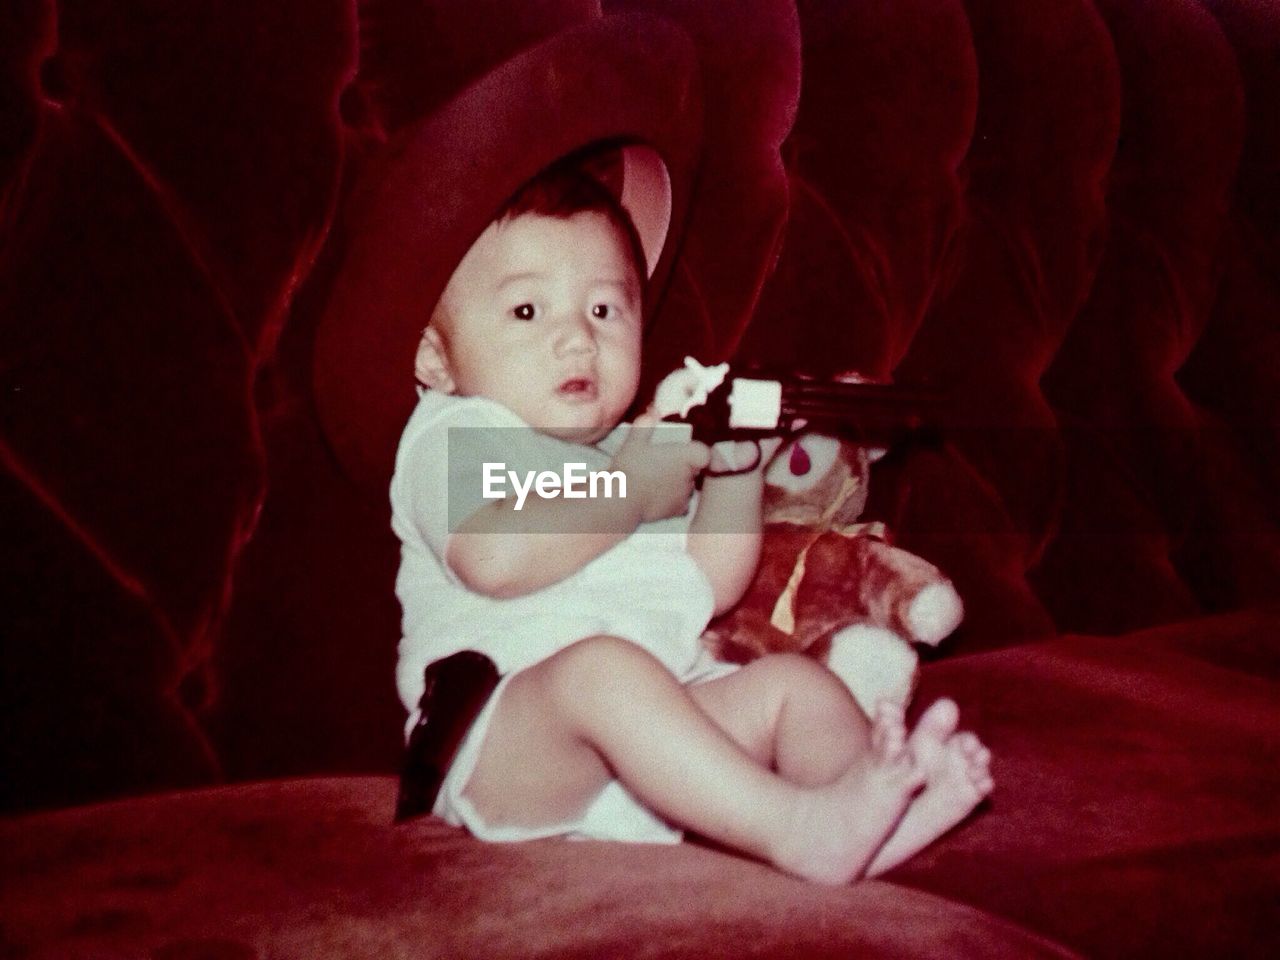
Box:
392, 160, 993, 883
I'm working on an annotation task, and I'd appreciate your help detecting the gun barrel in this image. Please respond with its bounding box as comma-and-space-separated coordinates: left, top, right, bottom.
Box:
665, 371, 944, 447
778, 379, 942, 439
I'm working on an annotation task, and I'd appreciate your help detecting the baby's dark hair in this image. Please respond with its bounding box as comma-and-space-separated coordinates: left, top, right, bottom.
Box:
496, 160, 649, 292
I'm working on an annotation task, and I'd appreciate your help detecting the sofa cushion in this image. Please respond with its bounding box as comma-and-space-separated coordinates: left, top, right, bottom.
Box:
5, 609, 1276, 957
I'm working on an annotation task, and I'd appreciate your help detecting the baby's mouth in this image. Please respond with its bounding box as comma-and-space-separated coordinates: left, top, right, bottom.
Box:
557, 376, 598, 401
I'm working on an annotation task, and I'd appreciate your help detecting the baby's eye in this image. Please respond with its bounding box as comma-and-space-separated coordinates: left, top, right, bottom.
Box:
591, 303, 614, 320
511, 303, 537, 321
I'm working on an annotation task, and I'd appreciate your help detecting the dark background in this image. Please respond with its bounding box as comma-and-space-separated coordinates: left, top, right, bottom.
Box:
3, 0, 1277, 817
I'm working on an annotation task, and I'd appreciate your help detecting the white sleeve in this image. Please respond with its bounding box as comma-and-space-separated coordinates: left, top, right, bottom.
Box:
395, 396, 548, 572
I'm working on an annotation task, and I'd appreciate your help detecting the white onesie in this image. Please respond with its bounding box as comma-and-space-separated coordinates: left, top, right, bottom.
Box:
390, 389, 731, 843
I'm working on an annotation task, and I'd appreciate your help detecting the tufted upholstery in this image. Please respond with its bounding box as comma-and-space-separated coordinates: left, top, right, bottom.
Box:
748, 0, 1280, 649
2, 0, 1277, 956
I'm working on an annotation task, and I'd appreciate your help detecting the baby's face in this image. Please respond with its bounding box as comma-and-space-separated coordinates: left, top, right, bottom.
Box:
421, 211, 643, 444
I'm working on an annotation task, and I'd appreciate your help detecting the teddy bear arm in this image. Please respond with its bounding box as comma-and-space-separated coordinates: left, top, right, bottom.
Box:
846, 538, 964, 646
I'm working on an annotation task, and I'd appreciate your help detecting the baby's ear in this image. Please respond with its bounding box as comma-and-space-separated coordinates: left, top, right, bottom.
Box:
414, 327, 456, 393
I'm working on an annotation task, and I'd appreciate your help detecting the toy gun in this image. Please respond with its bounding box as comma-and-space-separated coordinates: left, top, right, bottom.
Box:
654, 359, 944, 448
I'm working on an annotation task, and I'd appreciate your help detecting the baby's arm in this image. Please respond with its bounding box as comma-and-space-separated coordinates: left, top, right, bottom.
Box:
448, 416, 709, 598
687, 471, 763, 616
686, 439, 782, 616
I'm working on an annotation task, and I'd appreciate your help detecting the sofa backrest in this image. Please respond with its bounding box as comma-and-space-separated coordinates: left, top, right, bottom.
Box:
731, 0, 1280, 649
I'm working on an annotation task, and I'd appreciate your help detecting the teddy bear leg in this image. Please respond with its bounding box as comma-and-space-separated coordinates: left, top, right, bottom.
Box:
823, 625, 919, 715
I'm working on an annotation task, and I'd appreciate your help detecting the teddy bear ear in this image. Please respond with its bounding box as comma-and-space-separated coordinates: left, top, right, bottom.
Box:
765, 433, 843, 494
833, 369, 871, 384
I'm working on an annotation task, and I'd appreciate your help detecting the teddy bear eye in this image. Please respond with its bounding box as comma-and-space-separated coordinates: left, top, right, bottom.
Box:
789, 442, 811, 476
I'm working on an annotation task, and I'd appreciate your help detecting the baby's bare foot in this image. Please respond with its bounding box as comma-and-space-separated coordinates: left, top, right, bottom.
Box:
865, 702, 994, 877
774, 701, 925, 884
907, 697, 961, 765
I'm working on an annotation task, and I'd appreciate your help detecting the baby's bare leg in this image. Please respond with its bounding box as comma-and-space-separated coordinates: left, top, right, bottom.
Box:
692, 659, 993, 875
688, 653, 872, 787
462, 636, 921, 883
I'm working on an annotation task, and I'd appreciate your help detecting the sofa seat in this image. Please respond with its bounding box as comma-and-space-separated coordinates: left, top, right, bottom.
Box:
6, 610, 1276, 959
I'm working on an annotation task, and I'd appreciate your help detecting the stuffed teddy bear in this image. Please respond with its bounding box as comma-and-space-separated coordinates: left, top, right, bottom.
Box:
703, 430, 964, 714
651, 357, 964, 713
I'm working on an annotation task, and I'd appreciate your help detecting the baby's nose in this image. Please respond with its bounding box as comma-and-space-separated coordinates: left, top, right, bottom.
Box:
553, 311, 598, 355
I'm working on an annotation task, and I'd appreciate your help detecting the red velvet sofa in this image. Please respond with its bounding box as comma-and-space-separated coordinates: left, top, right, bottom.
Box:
3, 1, 1277, 957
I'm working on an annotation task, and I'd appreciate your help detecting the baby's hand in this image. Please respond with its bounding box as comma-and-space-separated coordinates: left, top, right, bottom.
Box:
706, 436, 787, 475
612, 414, 710, 523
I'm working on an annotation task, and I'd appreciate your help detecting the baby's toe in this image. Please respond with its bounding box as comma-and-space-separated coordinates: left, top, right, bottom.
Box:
873, 701, 906, 732
873, 720, 908, 761
967, 748, 994, 792
967, 740, 992, 771
917, 698, 960, 736
953, 733, 992, 770
872, 702, 907, 735
910, 699, 960, 755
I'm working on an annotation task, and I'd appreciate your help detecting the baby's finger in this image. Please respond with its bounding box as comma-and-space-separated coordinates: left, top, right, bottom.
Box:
627, 414, 657, 445
758, 436, 786, 464
709, 439, 736, 468
688, 441, 711, 471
